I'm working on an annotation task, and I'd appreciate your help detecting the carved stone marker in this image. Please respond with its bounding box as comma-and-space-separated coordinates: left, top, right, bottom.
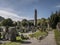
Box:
56, 22, 60, 31
0, 28, 1, 39
0, 26, 6, 40
8, 27, 17, 41
0, 33, 1, 39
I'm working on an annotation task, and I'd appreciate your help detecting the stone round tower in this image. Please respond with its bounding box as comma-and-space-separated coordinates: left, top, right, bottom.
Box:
34, 9, 37, 27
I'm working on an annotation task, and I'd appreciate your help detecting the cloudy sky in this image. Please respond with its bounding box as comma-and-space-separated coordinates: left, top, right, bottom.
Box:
0, 0, 60, 21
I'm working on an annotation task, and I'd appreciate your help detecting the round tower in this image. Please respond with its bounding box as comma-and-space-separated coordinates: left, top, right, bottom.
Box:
34, 9, 37, 27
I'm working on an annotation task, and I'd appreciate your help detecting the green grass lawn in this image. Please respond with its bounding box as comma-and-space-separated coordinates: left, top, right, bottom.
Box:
54, 30, 60, 45
0, 35, 29, 45
29, 30, 47, 38
1, 42, 21, 45
0, 36, 21, 45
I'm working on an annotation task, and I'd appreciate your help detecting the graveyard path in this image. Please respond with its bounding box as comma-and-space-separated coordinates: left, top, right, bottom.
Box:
21, 31, 57, 45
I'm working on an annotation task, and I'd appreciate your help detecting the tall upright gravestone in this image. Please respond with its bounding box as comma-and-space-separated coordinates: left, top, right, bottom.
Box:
56, 22, 60, 31
0, 28, 1, 39
0, 29, 1, 39
8, 27, 17, 41
0, 27, 7, 40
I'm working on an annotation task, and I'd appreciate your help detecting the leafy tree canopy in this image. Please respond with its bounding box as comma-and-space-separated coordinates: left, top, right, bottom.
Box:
49, 11, 60, 29
1, 18, 13, 26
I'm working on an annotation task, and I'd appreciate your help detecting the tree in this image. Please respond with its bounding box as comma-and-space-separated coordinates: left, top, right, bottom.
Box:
22, 19, 28, 27
1, 18, 13, 26
0, 16, 4, 22
29, 22, 34, 26
49, 11, 60, 29
37, 22, 41, 27
17, 21, 21, 26
40, 18, 47, 31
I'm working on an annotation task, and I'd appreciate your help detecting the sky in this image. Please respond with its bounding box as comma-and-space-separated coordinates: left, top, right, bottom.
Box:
0, 0, 60, 21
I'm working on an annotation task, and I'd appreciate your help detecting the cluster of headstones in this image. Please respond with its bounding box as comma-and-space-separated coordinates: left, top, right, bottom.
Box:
16, 26, 36, 33
0, 26, 37, 41
0, 26, 18, 41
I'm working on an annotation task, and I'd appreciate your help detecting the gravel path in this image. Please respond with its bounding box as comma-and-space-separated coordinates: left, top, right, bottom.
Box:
21, 31, 57, 45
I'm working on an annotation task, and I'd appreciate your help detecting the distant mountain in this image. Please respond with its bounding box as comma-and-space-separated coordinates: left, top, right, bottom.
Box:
28, 19, 41, 23
29, 20, 34, 22
0, 16, 5, 22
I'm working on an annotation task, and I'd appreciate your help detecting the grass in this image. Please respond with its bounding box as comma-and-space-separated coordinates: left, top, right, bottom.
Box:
0, 35, 29, 45
29, 30, 47, 38
1, 42, 21, 45
16, 36, 22, 40
54, 30, 60, 45
0, 36, 21, 45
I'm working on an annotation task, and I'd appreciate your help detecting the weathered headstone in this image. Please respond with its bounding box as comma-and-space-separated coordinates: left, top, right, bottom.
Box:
56, 22, 60, 31
0, 26, 6, 40
8, 27, 17, 41
0, 28, 1, 39
0, 33, 1, 39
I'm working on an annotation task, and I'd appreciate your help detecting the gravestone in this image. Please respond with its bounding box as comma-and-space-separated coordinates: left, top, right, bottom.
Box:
56, 22, 60, 31
0, 28, 1, 39
0, 26, 6, 40
16, 26, 21, 32
8, 27, 17, 41
3, 27, 7, 40
0, 33, 1, 39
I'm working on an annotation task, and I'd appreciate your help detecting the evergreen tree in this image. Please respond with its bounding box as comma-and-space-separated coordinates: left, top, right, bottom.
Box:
49, 11, 60, 29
